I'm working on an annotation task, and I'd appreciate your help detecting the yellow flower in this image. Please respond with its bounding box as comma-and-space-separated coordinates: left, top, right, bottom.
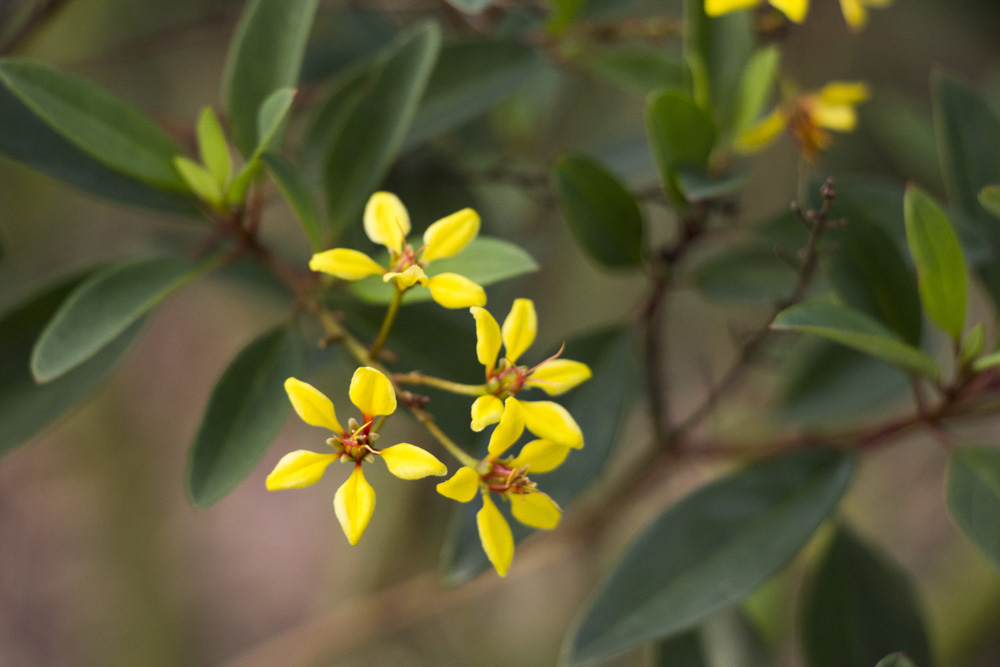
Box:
737, 81, 870, 163
436, 398, 566, 577
267, 368, 447, 545
705, 0, 890, 30
308, 192, 486, 309
468, 299, 591, 448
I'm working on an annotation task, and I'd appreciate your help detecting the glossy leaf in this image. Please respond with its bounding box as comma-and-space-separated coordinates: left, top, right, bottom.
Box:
323, 23, 440, 236
254, 87, 295, 157
187, 325, 301, 507
581, 45, 687, 96
683, 0, 753, 130
0, 58, 185, 190
904, 185, 967, 341
301, 60, 380, 174
349, 236, 537, 305
565, 450, 855, 665
652, 630, 707, 667
222, 0, 317, 157
946, 447, 1000, 573
979, 185, 1000, 219
0, 274, 142, 457
31, 256, 207, 383
694, 246, 797, 304
733, 46, 780, 136
263, 153, 324, 251
772, 301, 939, 379
646, 89, 717, 171
552, 153, 644, 268
800, 526, 932, 667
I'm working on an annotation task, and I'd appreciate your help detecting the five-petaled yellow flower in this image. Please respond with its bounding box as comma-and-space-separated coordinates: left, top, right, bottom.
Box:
469, 299, 591, 458
738, 82, 870, 163
437, 398, 565, 577
267, 367, 447, 545
705, 0, 891, 31
309, 191, 487, 309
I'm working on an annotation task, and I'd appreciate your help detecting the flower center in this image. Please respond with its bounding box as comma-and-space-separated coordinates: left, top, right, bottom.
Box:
488, 359, 529, 399
481, 459, 536, 495
390, 244, 424, 272
328, 417, 379, 463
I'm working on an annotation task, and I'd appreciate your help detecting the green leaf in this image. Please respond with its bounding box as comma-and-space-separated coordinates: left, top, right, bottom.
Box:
552, 153, 644, 268
549, 0, 587, 34
174, 156, 223, 206
222, 0, 317, 157
565, 450, 855, 665
733, 46, 780, 136
443, 0, 495, 13
580, 45, 688, 96
196, 106, 232, 188
771, 300, 939, 379
652, 630, 708, 667
0, 58, 185, 190
694, 246, 797, 304
31, 256, 208, 383
349, 236, 537, 305
646, 89, 717, 170
405, 39, 538, 149
0, 273, 143, 457
255, 87, 295, 156
972, 350, 1000, 372
322, 23, 440, 236
186, 325, 301, 507
800, 526, 932, 667
979, 185, 1000, 219
263, 153, 324, 251
903, 185, 967, 341
958, 323, 985, 368
874, 654, 917, 667
946, 446, 1000, 573
301, 60, 380, 174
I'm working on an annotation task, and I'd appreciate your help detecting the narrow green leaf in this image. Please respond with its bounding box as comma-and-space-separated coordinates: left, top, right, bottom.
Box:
255, 87, 295, 156
772, 300, 939, 379
262, 153, 324, 251
552, 153, 644, 268
301, 60, 380, 173
946, 446, 1000, 573
0, 273, 143, 457
652, 630, 708, 667
323, 23, 440, 236
580, 45, 688, 96
197, 106, 232, 187
904, 185, 967, 341
733, 46, 780, 135
350, 236, 537, 305
875, 654, 917, 667
222, 0, 317, 157
800, 526, 932, 667
0, 58, 185, 190
174, 156, 223, 206
694, 246, 797, 304
186, 325, 301, 507
565, 450, 855, 665
972, 350, 1000, 372
979, 185, 1000, 219
958, 323, 985, 368
31, 256, 208, 383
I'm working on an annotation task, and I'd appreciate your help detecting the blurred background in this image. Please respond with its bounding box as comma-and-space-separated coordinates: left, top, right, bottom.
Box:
2, 0, 1000, 665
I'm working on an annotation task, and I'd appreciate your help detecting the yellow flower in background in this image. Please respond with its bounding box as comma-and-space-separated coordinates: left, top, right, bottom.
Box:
436, 398, 565, 577
309, 192, 487, 309
705, 0, 891, 31
469, 299, 591, 450
737, 81, 870, 163
267, 367, 447, 545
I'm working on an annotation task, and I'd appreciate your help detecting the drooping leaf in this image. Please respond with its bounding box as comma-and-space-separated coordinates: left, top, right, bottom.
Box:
263, 153, 324, 251
800, 526, 932, 667
186, 325, 302, 507
31, 256, 209, 383
979, 185, 1000, 219
565, 450, 855, 665
733, 46, 780, 136
946, 446, 1000, 573
349, 236, 537, 305
322, 23, 440, 236
694, 246, 797, 304
581, 45, 688, 96
222, 0, 317, 157
552, 153, 644, 268
771, 300, 939, 379
0, 273, 143, 457
903, 185, 967, 341
652, 630, 708, 667
0, 58, 185, 190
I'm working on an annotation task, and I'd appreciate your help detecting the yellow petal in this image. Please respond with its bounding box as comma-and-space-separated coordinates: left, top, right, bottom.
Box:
509, 491, 562, 530
509, 439, 571, 474
379, 443, 447, 479
768, 0, 809, 22
426, 273, 487, 309
471, 306, 502, 373
488, 396, 525, 459
334, 466, 376, 545
363, 191, 411, 254
810, 103, 858, 132
349, 366, 397, 418
284, 377, 344, 433
525, 359, 592, 396
817, 81, 870, 106
436, 466, 480, 502
705, 0, 759, 16
519, 400, 584, 449
478, 494, 514, 577
421, 208, 480, 263
501, 298, 537, 364
309, 248, 384, 280
383, 264, 428, 289
736, 109, 786, 153
266, 450, 337, 490
471, 394, 504, 432
838, 0, 867, 28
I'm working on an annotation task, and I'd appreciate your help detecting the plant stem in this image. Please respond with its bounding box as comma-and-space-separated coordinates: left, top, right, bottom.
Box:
393, 372, 487, 396
368, 286, 403, 363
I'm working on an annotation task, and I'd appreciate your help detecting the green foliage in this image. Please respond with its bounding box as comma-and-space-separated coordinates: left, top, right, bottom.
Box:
683, 0, 752, 131
874, 655, 917, 667
580, 45, 688, 96
695, 246, 797, 304
196, 107, 232, 189
263, 153, 324, 251
979, 185, 1000, 219
646, 89, 717, 203
946, 447, 1000, 573
565, 451, 855, 665
552, 153, 644, 268
733, 46, 780, 137
653, 630, 708, 667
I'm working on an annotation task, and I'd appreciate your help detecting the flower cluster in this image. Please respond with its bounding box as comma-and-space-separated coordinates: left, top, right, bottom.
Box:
706, 0, 892, 31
